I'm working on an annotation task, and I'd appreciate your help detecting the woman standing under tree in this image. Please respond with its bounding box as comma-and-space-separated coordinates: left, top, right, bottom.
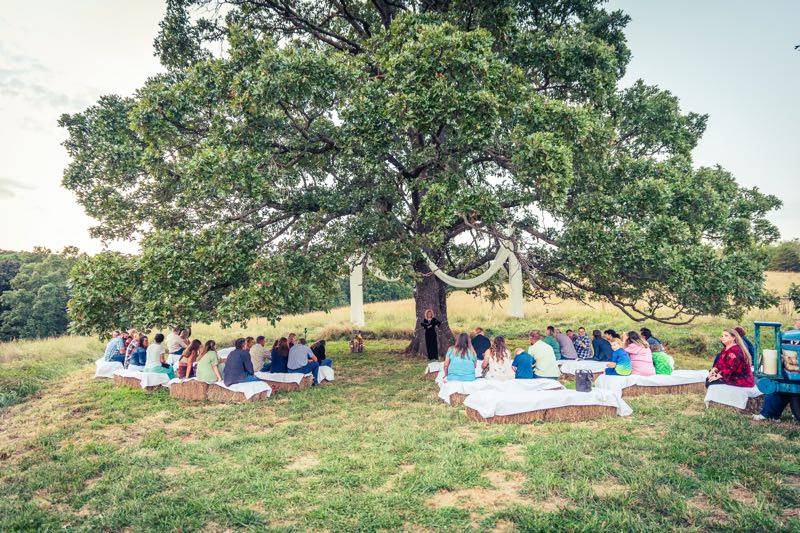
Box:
420, 309, 441, 361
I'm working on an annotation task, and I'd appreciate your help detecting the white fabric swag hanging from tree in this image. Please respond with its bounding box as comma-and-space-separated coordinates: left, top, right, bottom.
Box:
349, 246, 524, 327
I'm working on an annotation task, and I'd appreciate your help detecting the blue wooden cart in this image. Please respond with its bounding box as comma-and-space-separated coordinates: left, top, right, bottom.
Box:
752, 321, 800, 420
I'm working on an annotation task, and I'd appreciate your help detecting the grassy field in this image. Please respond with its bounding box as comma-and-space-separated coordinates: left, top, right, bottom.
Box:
1, 340, 799, 531
0, 272, 799, 530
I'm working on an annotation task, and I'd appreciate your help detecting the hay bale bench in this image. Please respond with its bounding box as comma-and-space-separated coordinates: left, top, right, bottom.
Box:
704, 384, 764, 414
594, 370, 708, 398
255, 372, 314, 393
206, 383, 271, 403
621, 381, 706, 397
112, 370, 166, 392
169, 379, 210, 401
463, 388, 632, 424
466, 404, 618, 423
424, 361, 443, 381
437, 378, 564, 407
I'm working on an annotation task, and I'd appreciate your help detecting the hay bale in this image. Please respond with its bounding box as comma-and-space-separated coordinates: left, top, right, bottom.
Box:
707, 396, 764, 415
448, 392, 468, 406
265, 375, 314, 394
423, 371, 440, 382
465, 404, 617, 424
206, 384, 271, 403
170, 380, 209, 401
621, 381, 706, 397
113, 374, 161, 392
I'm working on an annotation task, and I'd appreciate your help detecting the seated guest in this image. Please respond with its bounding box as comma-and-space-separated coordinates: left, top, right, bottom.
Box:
196, 340, 224, 383
554, 327, 577, 359
250, 336, 269, 372
651, 349, 673, 375
734, 326, 755, 359
640, 328, 665, 352
245, 336, 255, 351
481, 336, 513, 381
266, 337, 290, 373
573, 327, 591, 359
512, 348, 535, 379
223, 337, 260, 386
471, 327, 491, 361
592, 330, 613, 361
177, 339, 201, 379
754, 392, 794, 421
442, 333, 477, 382
528, 330, 560, 379
544, 326, 561, 359
625, 331, 656, 376
123, 329, 139, 367
287, 333, 297, 347
103, 331, 126, 363
288, 337, 321, 384
144, 333, 175, 379
605, 336, 632, 376
706, 329, 754, 388
130, 335, 149, 367
310, 339, 333, 368
166, 327, 188, 357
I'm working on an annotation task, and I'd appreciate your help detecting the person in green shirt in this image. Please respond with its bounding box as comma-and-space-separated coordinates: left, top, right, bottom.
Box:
544, 325, 562, 359
195, 339, 225, 383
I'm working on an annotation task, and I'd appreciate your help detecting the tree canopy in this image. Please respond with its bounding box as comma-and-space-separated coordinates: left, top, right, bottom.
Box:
60, 0, 780, 338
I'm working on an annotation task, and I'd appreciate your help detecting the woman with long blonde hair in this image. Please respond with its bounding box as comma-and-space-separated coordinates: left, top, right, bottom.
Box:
707, 329, 754, 388
482, 336, 514, 381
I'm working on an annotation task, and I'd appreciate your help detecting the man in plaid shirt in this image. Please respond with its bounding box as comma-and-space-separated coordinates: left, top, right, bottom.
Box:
573, 327, 592, 359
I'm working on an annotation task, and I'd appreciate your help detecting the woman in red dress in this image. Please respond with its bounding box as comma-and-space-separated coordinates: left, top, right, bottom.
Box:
706, 329, 754, 388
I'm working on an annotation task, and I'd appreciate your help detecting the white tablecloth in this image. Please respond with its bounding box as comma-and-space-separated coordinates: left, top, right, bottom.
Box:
464, 388, 633, 418
425, 361, 443, 375
254, 372, 309, 383
556, 360, 608, 375
594, 369, 708, 392
94, 358, 122, 378
704, 384, 763, 410
434, 365, 484, 384
438, 377, 564, 404
113, 368, 171, 388
218, 347, 235, 360
318, 365, 335, 382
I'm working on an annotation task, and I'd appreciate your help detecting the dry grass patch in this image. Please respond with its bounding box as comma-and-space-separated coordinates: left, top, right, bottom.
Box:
503, 444, 525, 463
687, 493, 728, 525
729, 484, 757, 506
287, 454, 320, 471
427, 471, 529, 510
592, 479, 627, 498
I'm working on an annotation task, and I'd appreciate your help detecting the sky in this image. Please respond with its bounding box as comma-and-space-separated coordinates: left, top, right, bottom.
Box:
0, 0, 798, 254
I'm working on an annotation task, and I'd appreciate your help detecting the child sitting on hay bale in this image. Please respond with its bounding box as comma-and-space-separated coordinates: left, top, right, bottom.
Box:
605, 336, 632, 376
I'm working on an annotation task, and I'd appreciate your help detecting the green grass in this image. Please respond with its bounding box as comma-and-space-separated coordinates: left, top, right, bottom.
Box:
1, 340, 799, 531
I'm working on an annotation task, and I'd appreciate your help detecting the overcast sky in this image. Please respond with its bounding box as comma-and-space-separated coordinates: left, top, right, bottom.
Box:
0, 0, 798, 254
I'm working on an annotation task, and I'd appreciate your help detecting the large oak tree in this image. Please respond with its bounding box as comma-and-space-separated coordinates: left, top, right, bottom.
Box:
62, 0, 780, 353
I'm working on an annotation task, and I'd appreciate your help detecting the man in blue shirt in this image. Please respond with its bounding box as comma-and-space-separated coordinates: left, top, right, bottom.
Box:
288, 338, 321, 384
512, 348, 535, 379
103, 331, 125, 362
223, 337, 261, 386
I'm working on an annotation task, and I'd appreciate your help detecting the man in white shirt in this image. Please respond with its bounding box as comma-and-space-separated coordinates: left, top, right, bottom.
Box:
166, 327, 187, 355
250, 335, 269, 372
528, 331, 560, 379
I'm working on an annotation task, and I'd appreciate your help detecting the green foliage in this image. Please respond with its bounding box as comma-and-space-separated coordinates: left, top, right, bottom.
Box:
60, 1, 780, 334
766, 240, 800, 272
0, 248, 82, 340
788, 283, 800, 313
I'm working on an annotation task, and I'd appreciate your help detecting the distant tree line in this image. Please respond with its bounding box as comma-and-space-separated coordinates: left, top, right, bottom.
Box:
0, 247, 83, 340
765, 240, 800, 272
0, 246, 411, 340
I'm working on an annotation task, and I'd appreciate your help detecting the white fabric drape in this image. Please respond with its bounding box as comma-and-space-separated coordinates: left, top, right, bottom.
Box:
349, 245, 526, 326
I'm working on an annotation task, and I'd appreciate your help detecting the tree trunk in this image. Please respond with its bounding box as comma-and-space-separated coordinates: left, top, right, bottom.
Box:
405, 263, 454, 358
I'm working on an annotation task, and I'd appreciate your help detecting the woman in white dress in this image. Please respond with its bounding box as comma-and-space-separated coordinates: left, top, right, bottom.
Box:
482, 336, 514, 381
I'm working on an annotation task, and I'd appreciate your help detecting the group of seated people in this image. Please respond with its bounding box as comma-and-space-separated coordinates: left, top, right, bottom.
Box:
441, 325, 761, 386
102, 328, 333, 386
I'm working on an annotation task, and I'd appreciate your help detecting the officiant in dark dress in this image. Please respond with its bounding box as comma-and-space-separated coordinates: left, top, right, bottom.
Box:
420, 308, 441, 361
